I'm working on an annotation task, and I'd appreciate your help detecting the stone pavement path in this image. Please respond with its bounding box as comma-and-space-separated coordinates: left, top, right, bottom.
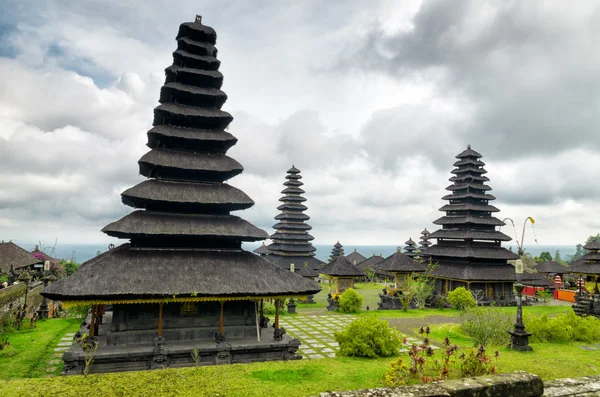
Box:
280, 315, 437, 360
44, 332, 75, 376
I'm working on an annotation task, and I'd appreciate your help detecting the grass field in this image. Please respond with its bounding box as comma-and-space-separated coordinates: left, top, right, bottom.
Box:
0, 318, 81, 379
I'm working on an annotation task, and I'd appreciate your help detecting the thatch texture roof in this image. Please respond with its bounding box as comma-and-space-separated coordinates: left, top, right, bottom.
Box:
253, 242, 270, 255
428, 230, 512, 241
0, 242, 41, 272
433, 215, 505, 226
345, 249, 367, 265
42, 244, 320, 301
103, 211, 268, 241
377, 250, 427, 273
264, 255, 325, 271
147, 125, 237, 153
569, 248, 600, 275
433, 263, 517, 281
456, 145, 483, 159
359, 254, 384, 269
522, 272, 553, 287
320, 256, 365, 277
533, 260, 568, 274
425, 245, 519, 260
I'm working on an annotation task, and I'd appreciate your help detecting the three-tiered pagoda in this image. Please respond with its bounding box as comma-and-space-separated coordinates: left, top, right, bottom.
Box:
427, 146, 519, 302
419, 228, 432, 258
42, 16, 320, 374
329, 242, 344, 262
264, 166, 324, 272
403, 238, 418, 259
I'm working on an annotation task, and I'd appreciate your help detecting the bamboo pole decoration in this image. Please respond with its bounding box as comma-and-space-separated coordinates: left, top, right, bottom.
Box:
89, 305, 96, 337
274, 299, 280, 330
219, 301, 224, 334
157, 302, 164, 337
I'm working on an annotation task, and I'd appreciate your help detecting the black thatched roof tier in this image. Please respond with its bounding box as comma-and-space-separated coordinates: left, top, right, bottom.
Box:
522, 272, 553, 287
451, 166, 487, 175
533, 261, 568, 274
172, 50, 220, 71
449, 175, 490, 183
103, 211, 268, 241
453, 159, 485, 167
456, 145, 483, 158
43, 245, 320, 301
320, 256, 365, 277
159, 83, 227, 108
441, 192, 496, 201
433, 263, 517, 281
121, 180, 253, 212
377, 250, 426, 273
433, 216, 505, 226
164, 66, 223, 88
345, 249, 367, 265
445, 183, 492, 191
584, 242, 600, 250
266, 166, 318, 259
425, 245, 519, 260
0, 242, 42, 272
428, 230, 512, 241
138, 149, 243, 182
359, 254, 384, 269
147, 125, 237, 153
440, 203, 500, 212
154, 103, 232, 129
253, 242, 270, 256
329, 242, 344, 262
264, 254, 325, 271
177, 20, 217, 43
176, 37, 216, 57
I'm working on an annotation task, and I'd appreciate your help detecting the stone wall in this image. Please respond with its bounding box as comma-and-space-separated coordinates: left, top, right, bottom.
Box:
318, 372, 600, 397
0, 281, 44, 321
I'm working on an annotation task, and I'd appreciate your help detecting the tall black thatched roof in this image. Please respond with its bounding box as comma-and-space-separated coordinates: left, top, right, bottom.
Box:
43, 17, 320, 301
569, 243, 600, 275
345, 249, 367, 265
320, 255, 365, 278
428, 145, 518, 281
263, 254, 325, 272
267, 166, 317, 257
0, 242, 41, 273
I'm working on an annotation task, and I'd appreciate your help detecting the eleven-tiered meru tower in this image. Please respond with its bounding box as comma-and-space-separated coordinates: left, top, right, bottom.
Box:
426, 146, 519, 302
265, 166, 324, 273
43, 16, 320, 374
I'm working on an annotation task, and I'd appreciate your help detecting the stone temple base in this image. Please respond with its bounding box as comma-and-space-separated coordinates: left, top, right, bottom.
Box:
62, 307, 301, 375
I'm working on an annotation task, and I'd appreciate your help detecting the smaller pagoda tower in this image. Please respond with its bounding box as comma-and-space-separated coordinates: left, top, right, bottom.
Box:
264, 166, 325, 271
419, 229, 432, 251
329, 242, 344, 262
404, 238, 418, 259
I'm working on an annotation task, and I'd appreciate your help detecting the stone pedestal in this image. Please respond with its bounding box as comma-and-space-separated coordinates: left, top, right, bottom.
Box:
508, 324, 533, 351
287, 298, 297, 314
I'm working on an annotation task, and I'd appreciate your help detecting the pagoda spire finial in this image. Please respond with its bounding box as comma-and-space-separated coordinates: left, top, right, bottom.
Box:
467, 144, 471, 149
195, 15, 202, 24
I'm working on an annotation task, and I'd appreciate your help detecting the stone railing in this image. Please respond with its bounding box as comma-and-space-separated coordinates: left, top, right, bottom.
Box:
318, 372, 600, 397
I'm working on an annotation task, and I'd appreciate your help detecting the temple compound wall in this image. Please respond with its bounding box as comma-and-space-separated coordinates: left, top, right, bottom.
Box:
318, 372, 600, 397
0, 281, 43, 321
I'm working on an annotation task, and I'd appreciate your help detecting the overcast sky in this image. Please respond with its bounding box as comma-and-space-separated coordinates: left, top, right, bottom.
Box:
1, 0, 599, 248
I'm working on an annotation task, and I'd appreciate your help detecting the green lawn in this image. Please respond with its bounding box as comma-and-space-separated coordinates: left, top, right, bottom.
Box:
0, 318, 81, 379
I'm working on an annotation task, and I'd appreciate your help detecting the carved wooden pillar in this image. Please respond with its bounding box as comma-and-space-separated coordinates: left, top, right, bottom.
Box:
157, 302, 164, 337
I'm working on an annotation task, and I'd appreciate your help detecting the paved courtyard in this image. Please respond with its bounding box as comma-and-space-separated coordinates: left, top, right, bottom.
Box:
279, 314, 435, 360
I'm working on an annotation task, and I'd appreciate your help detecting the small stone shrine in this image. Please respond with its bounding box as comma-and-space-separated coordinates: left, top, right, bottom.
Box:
427, 146, 519, 304
377, 248, 427, 310
42, 16, 320, 374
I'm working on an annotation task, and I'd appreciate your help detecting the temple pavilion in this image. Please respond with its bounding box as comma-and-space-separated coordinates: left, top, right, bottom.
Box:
346, 249, 367, 266
360, 253, 385, 279
426, 146, 519, 302
264, 166, 324, 272
320, 255, 365, 309
570, 242, 600, 318
377, 248, 427, 309
42, 16, 320, 374
403, 238, 418, 259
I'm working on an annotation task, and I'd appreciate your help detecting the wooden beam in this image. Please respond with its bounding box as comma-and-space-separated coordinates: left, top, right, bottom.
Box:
219, 301, 224, 334
157, 302, 164, 337
89, 305, 96, 337
274, 299, 280, 330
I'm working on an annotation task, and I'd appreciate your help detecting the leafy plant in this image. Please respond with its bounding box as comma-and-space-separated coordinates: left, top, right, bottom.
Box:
335, 315, 402, 358
524, 310, 600, 343
447, 287, 476, 310
0, 312, 17, 350
338, 288, 362, 313
76, 333, 99, 377
460, 306, 513, 346
457, 345, 499, 378
191, 347, 201, 367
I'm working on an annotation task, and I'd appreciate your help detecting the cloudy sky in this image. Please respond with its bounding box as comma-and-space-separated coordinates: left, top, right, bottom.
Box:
1, 0, 599, 249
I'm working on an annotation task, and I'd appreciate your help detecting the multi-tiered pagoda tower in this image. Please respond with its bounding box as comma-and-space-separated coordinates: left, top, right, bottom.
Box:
403, 238, 418, 259
427, 146, 519, 301
43, 16, 320, 374
329, 242, 344, 262
419, 229, 432, 251
570, 242, 600, 318
264, 166, 324, 271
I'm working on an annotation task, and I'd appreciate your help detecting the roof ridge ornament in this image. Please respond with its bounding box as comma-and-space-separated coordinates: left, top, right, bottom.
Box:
195, 15, 202, 24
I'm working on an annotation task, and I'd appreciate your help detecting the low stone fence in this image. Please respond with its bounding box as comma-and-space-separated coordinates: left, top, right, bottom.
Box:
0, 281, 44, 321
318, 372, 600, 397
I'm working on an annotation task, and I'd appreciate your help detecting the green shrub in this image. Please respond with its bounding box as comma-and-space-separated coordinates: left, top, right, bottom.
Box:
460, 306, 513, 346
335, 315, 402, 358
338, 288, 363, 313
524, 310, 600, 343
262, 300, 287, 316
447, 287, 476, 310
